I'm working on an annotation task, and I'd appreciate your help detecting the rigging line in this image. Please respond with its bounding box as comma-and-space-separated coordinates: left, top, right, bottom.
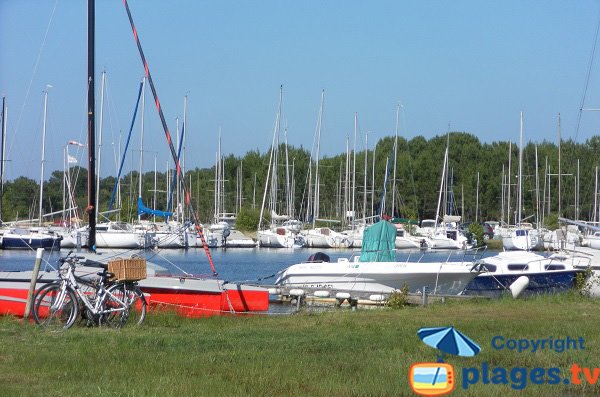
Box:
107, 80, 143, 212
123, 0, 218, 276
10, 0, 59, 165
575, 7, 600, 142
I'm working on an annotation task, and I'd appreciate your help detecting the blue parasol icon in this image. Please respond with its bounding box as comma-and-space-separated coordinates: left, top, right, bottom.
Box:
418, 326, 481, 362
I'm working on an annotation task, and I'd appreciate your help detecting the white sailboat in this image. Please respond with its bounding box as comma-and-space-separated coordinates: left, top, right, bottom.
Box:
257, 87, 305, 248
502, 113, 542, 251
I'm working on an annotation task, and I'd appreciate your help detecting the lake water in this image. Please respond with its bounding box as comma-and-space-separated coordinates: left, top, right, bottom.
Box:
0, 246, 497, 285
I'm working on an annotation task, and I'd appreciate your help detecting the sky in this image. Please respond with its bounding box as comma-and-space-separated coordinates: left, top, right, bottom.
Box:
2, 0, 600, 181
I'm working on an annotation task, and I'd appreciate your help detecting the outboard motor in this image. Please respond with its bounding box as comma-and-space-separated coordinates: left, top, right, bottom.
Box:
307, 252, 330, 263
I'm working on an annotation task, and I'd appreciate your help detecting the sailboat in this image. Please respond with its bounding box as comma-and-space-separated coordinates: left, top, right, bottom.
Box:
302, 91, 353, 249
502, 113, 542, 251
0, 89, 62, 250
257, 87, 305, 248
416, 133, 469, 250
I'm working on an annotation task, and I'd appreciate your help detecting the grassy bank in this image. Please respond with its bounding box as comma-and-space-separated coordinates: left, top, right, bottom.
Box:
1, 294, 600, 396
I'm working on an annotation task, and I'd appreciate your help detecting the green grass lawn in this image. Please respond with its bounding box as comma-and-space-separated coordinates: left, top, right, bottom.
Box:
1, 293, 600, 396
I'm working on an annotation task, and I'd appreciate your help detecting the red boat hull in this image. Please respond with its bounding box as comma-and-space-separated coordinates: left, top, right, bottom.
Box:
139, 283, 269, 317
0, 276, 269, 319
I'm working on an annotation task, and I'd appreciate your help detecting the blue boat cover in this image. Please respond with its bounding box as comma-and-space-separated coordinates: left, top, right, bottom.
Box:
137, 197, 174, 218
359, 220, 396, 262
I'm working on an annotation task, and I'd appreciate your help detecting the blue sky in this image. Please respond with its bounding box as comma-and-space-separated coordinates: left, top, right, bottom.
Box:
1, 0, 600, 181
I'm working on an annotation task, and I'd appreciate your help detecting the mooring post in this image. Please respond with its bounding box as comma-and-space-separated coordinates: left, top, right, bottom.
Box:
23, 248, 44, 320
422, 286, 428, 307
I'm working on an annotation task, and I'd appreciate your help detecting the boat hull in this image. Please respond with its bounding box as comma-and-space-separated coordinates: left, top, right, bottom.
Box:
0, 235, 61, 250
275, 260, 478, 295
138, 276, 269, 317
463, 270, 584, 298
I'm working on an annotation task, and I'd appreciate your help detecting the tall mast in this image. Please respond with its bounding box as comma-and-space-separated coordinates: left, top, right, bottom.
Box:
363, 132, 368, 223
371, 142, 376, 218
182, 95, 188, 220
39, 88, 50, 227
87, 0, 96, 250
557, 113, 562, 217
391, 104, 399, 217
257, 88, 281, 231
352, 113, 357, 227
0, 97, 5, 222
517, 112, 523, 225
284, 122, 291, 218
137, 77, 145, 223
507, 141, 512, 225
95, 71, 105, 223
312, 90, 324, 228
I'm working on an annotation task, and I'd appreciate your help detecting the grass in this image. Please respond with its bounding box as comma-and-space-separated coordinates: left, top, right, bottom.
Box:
1, 293, 600, 396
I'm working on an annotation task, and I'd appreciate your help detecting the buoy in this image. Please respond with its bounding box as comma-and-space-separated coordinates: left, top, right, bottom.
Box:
289, 288, 305, 297
369, 294, 386, 302
314, 290, 330, 298
509, 276, 530, 298
335, 292, 351, 300
268, 288, 280, 295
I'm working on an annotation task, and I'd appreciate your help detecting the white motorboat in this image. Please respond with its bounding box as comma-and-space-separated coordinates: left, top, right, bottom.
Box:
502, 224, 542, 251
257, 227, 305, 248
464, 251, 585, 297
303, 227, 353, 249
393, 224, 423, 250
275, 221, 479, 295
95, 221, 148, 249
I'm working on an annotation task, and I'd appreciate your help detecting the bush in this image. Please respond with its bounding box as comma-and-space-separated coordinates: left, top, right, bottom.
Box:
235, 207, 266, 232
386, 284, 409, 309
544, 213, 559, 231
468, 223, 484, 247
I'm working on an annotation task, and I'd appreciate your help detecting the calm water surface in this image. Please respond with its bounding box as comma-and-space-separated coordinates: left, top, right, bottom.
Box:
0, 247, 498, 285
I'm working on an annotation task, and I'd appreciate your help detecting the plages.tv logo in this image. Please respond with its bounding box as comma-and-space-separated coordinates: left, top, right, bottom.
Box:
409, 326, 481, 396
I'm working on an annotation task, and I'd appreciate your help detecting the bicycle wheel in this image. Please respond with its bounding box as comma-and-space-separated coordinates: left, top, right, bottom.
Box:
33, 284, 79, 330
106, 283, 147, 327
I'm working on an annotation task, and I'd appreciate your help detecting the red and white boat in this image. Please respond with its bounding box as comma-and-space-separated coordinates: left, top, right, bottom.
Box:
0, 253, 268, 318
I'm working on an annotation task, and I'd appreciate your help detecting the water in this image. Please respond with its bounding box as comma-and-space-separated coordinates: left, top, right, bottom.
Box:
0, 246, 497, 285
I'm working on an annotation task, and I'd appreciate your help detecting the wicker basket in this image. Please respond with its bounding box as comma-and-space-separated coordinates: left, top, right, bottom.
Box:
107, 258, 147, 281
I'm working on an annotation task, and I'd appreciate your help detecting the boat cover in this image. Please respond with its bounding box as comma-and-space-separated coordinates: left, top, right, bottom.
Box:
137, 197, 173, 218
360, 220, 396, 262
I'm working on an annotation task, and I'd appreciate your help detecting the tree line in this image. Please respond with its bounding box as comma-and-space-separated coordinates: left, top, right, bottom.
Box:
2, 132, 599, 228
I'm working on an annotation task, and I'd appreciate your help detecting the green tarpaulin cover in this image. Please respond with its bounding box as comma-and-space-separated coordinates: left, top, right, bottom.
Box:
359, 220, 397, 262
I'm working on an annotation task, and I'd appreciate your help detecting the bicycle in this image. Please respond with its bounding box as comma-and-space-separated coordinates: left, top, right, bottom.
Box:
32, 252, 147, 330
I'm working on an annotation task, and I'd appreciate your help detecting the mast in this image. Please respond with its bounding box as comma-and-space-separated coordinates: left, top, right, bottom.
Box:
352, 113, 357, 227
517, 112, 523, 225
95, 71, 105, 223
87, 0, 96, 250
312, 90, 324, 228
507, 141, 512, 225
363, 132, 368, 223
137, 77, 145, 223
594, 166, 599, 224
391, 104, 399, 217
284, 123, 291, 218
39, 87, 50, 227
257, 88, 281, 232
557, 113, 562, 217
0, 97, 5, 222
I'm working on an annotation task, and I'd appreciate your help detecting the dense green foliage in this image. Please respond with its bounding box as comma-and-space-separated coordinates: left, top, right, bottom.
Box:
3, 132, 599, 227
235, 207, 263, 232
